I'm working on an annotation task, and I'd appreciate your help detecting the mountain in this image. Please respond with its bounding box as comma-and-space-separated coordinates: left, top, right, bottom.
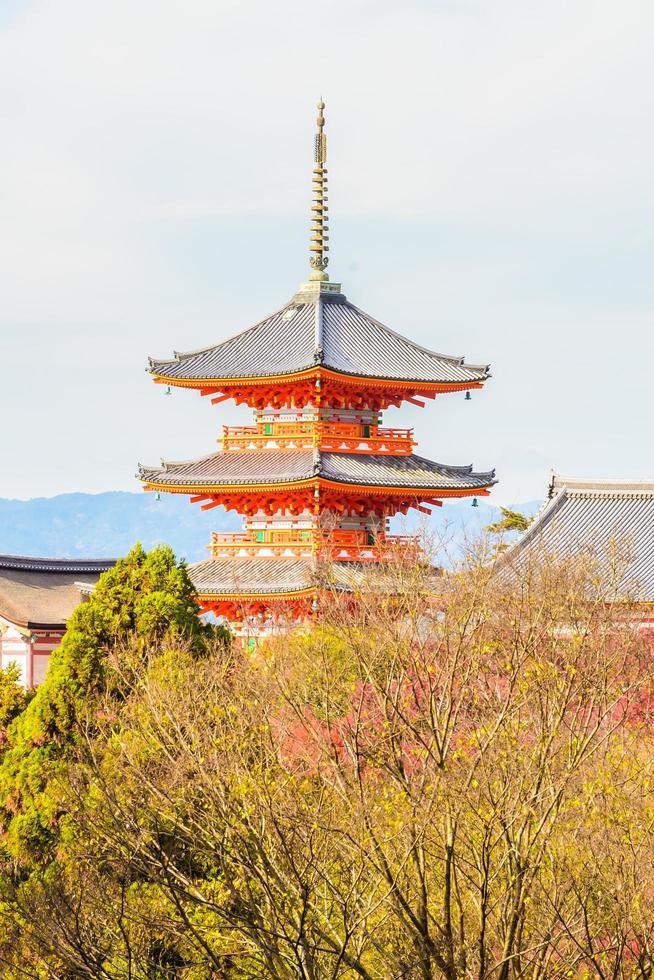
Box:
0, 493, 543, 564
0, 492, 240, 563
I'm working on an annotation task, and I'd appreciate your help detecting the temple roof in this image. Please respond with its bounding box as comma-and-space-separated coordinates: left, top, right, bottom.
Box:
505, 476, 654, 602
190, 557, 363, 597
139, 449, 495, 492
148, 287, 490, 387
0, 555, 116, 630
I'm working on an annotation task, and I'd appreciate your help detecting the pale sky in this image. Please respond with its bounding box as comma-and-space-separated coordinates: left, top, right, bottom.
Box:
1, 0, 653, 504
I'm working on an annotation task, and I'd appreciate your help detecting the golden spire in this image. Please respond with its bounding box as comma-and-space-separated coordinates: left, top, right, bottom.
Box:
309, 99, 329, 281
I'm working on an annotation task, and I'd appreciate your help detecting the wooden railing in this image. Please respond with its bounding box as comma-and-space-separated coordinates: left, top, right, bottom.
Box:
221, 422, 415, 455
209, 528, 419, 560
212, 529, 313, 546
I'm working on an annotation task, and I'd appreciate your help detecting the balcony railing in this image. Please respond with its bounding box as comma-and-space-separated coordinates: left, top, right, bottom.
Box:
209, 528, 419, 561
221, 422, 415, 455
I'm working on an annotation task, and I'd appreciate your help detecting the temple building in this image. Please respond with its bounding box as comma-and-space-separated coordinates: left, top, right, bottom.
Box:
0, 555, 116, 687
506, 475, 654, 617
139, 102, 496, 636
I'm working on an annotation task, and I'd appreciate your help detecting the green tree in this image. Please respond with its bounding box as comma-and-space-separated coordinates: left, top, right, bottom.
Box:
0, 542, 224, 864
485, 505, 532, 533
0, 663, 32, 735
4, 547, 653, 979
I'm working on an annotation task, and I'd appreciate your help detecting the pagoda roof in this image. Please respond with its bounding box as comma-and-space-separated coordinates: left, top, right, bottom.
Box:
148, 286, 490, 388
505, 475, 654, 602
0, 555, 116, 630
190, 557, 363, 597
139, 449, 495, 493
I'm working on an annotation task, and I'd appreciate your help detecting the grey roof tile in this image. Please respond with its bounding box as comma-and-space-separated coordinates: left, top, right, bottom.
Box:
148, 291, 490, 386
139, 449, 495, 492
140, 449, 312, 486
320, 452, 495, 489
189, 557, 364, 595
0, 559, 115, 629
0, 555, 116, 573
506, 476, 654, 602
320, 299, 487, 383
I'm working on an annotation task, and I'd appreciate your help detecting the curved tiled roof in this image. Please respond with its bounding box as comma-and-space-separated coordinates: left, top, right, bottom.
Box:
190, 557, 364, 596
139, 449, 495, 492
148, 288, 490, 387
320, 453, 494, 489
506, 476, 654, 602
0, 556, 116, 629
141, 449, 312, 486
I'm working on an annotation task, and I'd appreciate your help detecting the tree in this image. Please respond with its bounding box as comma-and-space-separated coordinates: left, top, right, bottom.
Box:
0, 542, 224, 865
3, 542, 653, 978
0, 663, 32, 736
485, 506, 532, 533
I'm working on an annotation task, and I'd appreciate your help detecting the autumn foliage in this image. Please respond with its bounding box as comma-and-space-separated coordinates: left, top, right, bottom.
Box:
0, 543, 654, 977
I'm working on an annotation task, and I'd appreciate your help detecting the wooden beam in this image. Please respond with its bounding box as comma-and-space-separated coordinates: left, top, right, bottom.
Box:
200, 499, 222, 511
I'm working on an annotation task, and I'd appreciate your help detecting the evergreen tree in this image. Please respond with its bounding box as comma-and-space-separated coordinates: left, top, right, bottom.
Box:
0, 543, 224, 863
0, 664, 32, 737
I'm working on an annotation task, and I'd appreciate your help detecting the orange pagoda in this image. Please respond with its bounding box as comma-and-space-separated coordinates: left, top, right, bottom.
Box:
139, 102, 495, 637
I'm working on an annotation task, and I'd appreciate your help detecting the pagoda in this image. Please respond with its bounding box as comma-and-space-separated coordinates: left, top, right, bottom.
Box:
139, 102, 495, 638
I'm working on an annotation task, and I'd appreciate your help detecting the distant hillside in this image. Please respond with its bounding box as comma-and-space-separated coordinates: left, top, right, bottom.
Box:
0, 493, 240, 563
0, 493, 542, 564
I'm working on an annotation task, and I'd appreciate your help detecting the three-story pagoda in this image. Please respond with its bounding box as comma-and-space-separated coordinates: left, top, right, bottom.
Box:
139, 102, 496, 636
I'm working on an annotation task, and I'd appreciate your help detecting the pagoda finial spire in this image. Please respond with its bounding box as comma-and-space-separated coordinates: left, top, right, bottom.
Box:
309, 98, 329, 282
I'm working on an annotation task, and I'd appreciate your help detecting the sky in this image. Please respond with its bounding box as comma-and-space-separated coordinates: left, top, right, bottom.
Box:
1, 0, 653, 505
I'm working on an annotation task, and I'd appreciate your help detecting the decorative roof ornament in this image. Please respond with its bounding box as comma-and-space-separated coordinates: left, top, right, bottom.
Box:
309, 99, 329, 282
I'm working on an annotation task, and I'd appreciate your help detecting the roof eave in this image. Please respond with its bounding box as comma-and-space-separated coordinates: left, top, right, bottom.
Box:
195, 587, 317, 599
27, 620, 67, 631
140, 476, 496, 495
0, 555, 116, 573
149, 366, 489, 389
